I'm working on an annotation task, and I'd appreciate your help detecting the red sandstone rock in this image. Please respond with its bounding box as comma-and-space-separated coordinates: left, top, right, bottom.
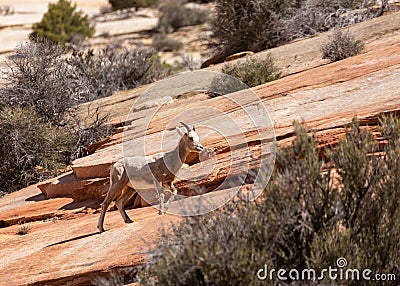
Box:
1, 12, 400, 285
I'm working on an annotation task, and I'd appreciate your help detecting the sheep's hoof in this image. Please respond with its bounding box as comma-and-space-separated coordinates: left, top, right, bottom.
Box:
98, 226, 105, 234
125, 218, 133, 224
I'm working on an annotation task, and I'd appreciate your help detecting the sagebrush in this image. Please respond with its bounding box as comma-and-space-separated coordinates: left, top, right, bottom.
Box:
0, 107, 72, 192
284, 0, 377, 40
139, 117, 400, 285
109, 0, 158, 11
320, 29, 364, 61
158, 0, 209, 33
1, 41, 172, 121
69, 46, 173, 99
0, 5, 14, 15
152, 33, 183, 52
1, 41, 78, 124
16, 224, 32, 235
211, 0, 292, 55
221, 55, 282, 88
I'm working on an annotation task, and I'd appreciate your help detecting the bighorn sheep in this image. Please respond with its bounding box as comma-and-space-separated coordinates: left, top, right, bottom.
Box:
98, 122, 204, 233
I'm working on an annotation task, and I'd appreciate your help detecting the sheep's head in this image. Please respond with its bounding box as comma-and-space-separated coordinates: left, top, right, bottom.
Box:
177, 122, 204, 152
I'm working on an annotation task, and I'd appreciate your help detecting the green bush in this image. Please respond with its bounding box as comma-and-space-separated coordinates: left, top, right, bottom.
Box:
158, 0, 209, 33
139, 117, 400, 285
109, 0, 158, 11
30, 0, 94, 44
320, 29, 364, 62
221, 55, 282, 88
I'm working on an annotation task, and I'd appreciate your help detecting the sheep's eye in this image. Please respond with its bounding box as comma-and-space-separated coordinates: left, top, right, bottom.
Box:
188, 137, 194, 141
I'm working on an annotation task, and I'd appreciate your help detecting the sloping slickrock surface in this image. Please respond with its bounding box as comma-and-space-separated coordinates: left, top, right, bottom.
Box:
0, 12, 399, 286
69, 13, 400, 199
0, 183, 178, 285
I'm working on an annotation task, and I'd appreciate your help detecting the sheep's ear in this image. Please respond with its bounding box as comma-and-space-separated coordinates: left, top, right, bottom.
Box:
176, 126, 186, 136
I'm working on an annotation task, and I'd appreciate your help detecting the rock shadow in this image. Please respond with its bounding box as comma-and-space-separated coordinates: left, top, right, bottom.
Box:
25, 193, 46, 202
46, 231, 100, 248
60, 199, 100, 211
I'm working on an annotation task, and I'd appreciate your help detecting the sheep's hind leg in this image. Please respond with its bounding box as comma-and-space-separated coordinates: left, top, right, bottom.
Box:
155, 181, 165, 215
98, 172, 128, 233
163, 182, 178, 213
115, 186, 134, 224
98, 183, 122, 233
98, 194, 113, 233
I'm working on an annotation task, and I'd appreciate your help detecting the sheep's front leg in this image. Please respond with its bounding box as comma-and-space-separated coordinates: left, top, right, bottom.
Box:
163, 182, 177, 213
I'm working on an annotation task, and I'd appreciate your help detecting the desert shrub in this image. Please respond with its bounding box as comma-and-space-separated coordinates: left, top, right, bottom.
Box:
208, 74, 249, 96
16, 224, 32, 235
67, 106, 114, 158
0, 107, 112, 193
99, 5, 113, 14
284, 0, 343, 39
221, 55, 282, 88
69, 46, 173, 99
0, 5, 14, 15
211, 0, 293, 56
263, 122, 337, 271
138, 196, 271, 286
320, 29, 364, 61
17, 225, 32, 235
109, 0, 158, 11
309, 117, 400, 280
152, 33, 183, 52
0, 107, 73, 192
179, 53, 201, 71
1, 41, 173, 122
190, 0, 214, 3
339, 0, 376, 9
30, 0, 94, 44
0, 40, 82, 124
139, 117, 400, 285
284, 0, 377, 39
158, 0, 209, 33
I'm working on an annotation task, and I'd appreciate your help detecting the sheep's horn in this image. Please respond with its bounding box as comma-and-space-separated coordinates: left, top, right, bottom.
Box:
180, 122, 191, 132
